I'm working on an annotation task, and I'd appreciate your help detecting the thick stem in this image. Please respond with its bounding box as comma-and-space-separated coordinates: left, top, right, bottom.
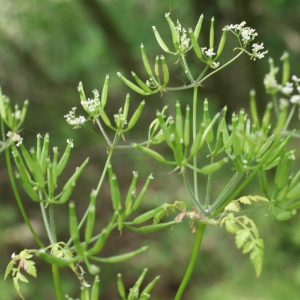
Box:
52, 264, 63, 300
174, 222, 206, 300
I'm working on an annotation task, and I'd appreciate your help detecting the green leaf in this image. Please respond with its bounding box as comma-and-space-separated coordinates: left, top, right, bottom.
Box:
4, 260, 14, 280
225, 218, 239, 233
242, 240, 256, 254
13, 277, 25, 300
235, 229, 250, 248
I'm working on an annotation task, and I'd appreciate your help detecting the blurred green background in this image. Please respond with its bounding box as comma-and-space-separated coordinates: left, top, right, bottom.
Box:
1, 0, 300, 299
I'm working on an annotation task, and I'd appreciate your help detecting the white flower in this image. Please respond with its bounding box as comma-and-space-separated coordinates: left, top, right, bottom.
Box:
241, 27, 257, 42
281, 82, 293, 95
6, 131, 22, 144
67, 139, 74, 148
279, 98, 289, 109
175, 20, 190, 51
292, 75, 300, 82
64, 107, 86, 129
251, 43, 268, 60
290, 95, 300, 104
201, 47, 216, 57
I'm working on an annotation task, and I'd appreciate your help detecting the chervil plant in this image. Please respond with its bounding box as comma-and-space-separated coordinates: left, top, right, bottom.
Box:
2, 13, 300, 300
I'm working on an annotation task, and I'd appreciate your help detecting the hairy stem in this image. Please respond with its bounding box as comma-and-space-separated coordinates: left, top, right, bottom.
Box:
52, 264, 63, 300
174, 222, 206, 300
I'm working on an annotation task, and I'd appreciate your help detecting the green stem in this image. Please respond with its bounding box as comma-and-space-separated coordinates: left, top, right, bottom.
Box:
179, 54, 195, 83
40, 201, 54, 244
192, 86, 199, 203
52, 264, 63, 300
49, 204, 57, 243
174, 222, 206, 300
271, 94, 280, 118
5, 147, 45, 248
205, 156, 214, 210
198, 51, 244, 84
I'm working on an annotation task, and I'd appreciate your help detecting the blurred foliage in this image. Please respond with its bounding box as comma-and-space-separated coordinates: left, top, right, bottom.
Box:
1, 0, 300, 299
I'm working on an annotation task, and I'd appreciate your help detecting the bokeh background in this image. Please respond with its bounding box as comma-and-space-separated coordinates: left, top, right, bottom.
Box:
1, 0, 300, 299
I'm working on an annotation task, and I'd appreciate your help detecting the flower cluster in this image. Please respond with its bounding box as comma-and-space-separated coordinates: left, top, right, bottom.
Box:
201, 47, 216, 58
81, 89, 101, 116
64, 107, 86, 129
175, 18, 190, 51
223, 21, 267, 60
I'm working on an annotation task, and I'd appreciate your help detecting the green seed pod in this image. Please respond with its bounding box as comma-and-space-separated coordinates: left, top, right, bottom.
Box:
132, 206, 165, 224
36, 134, 42, 162
123, 93, 130, 123
101, 75, 109, 108
47, 164, 55, 199
12, 146, 31, 182
183, 105, 191, 151
97, 103, 113, 128
84, 204, 96, 246
286, 183, 300, 201
92, 246, 148, 264
126, 220, 179, 233
36, 249, 77, 267
169, 121, 183, 165
274, 100, 288, 134
77, 81, 87, 102
57, 139, 73, 176
290, 170, 300, 190
189, 28, 204, 61
117, 273, 126, 300
262, 102, 273, 134
214, 29, 227, 60
209, 17, 215, 49
90, 212, 118, 254
232, 113, 243, 156
276, 210, 296, 221
154, 55, 160, 84
133, 143, 167, 164
16, 173, 40, 202
281, 52, 290, 86
249, 89, 260, 129
175, 101, 183, 142
156, 111, 173, 149
255, 135, 275, 159
189, 122, 205, 157
131, 72, 152, 93
194, 14, 204, 39
108, 164, 121, 210
61, 158, 89, 193
258, 170, 269, 196
275, 154, 293, 189
140, 275, 160, 298
197, 158, 229, 175
19, 143, 34, 172
0, 88, 7, 120
286, 200, 300, 211
152, 26, 172, 54
203, 99, 214, 143
128, 268, 148, 300
117, 72, 149, 95
30, 148, 46, 188
131, 174, 154, 212
161, 55, 169, 86
126, 100, 145, 131
91, 275, 100, 300
276, 184, 290, 202
69, 202, 84, 257
165, 13, 179, 49
40, 133, 50, 173
141, 44, 154, 78
124, 171, 138, 216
